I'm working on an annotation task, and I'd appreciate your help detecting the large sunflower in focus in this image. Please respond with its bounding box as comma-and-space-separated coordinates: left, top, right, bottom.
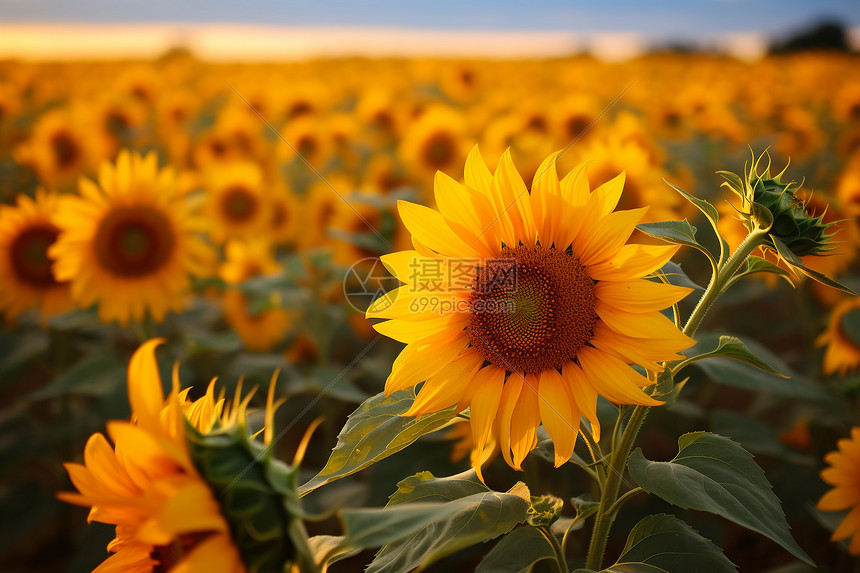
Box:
368, 147, 694, 476
0, 189, 72, 321
50, 150, 214, 326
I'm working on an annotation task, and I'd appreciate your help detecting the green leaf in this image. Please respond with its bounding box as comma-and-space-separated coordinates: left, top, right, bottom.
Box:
688, 334, 833, 402
610, 514, 736, 573
31, 352, 125, 400
476, 527, 556, 573
730, 255, 794, 284
840, 308, 860, 347
0, 329, 48, 377
677, 334, 787, 378
664, 181, 729, 263
717, 170, 744, 195
299, 389, 458, 495
659, 261, 705, 291
636, 220, 709, 258
770, 235, 858, 296
339, 503, 465, 549
571, 496, 600, 522
307, 535, 362, 572
366, 471, 531, 573
628, 432, 813, 565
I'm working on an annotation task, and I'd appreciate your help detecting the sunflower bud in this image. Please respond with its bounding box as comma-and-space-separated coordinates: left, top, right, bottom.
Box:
720, 151, 837, 257
187, 422, 307, 573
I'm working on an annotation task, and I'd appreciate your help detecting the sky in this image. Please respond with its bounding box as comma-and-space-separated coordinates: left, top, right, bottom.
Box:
1, 0, 858, 39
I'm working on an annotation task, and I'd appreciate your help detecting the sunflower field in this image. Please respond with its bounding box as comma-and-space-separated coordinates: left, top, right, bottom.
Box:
1, 49, 860, 573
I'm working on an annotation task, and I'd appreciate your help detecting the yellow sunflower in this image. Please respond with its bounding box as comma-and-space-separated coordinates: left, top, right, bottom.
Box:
0, 189, 72, 321
58, 340, 245, 572
50, 150, 214, 326
220, 239, 294, 352
399, 106, 469, 180
14, 107, 105, 187
202, 161, 268, 244
817, 297, 860, 377
818, 427, 860, 555
368, 147, 694, 477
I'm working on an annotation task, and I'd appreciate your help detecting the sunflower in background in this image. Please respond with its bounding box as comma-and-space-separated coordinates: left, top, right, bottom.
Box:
60, 339, 317, 572
50, 150, 214, 326
0, 189, 71, 321
368, 147, 694, 477
817, 297, 860, 377
203, 161, 269, 244
819, 427, 860, 555
220, 239, 294, 352
14, 107, 105, 188
399, 105, 470, 183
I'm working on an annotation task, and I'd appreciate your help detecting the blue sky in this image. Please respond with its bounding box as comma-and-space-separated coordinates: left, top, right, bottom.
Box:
1, 0, 858, 38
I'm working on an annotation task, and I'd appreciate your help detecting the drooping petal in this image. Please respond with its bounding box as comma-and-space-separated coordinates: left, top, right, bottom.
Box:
538, 368, 580, 467
468, 367, 506, 481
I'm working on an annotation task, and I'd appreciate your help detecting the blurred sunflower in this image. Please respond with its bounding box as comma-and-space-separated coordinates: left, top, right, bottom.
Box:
203, 161, 268, 244
58, 340, 245, 572
0, 189, 72, 321
60, 339, 314, 572
220, 239, 293, 352
817, 297, 860, 377
14, 108, 104, 187
50, 150, 214, 326
399, 106, 469, 180
368, 147, 694, 477
818, 427, 860, 555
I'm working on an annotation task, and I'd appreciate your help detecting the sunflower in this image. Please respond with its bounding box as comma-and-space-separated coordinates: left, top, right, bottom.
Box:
818, 426, 860, 555
0, 189, 72, 321
367, 147, 694, 477
202, 161, 269, 244
399, 106, 469, 180
817, 297, 860, 377
14, 108, 104, 187
58, 340, 245, 572
220, 239, 294, 352
50, 150, 214, 326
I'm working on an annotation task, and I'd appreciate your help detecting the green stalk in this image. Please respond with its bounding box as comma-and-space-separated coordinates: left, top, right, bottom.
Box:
538, 525, 568, 573
682, 229, 767, 338
583, 229, 768, 570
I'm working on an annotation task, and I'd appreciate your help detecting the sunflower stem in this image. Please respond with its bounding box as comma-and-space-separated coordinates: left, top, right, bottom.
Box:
584, 404, 649, 571
538, 525, 568, 573
682, 229, 767, 338
585, 229, 769, 571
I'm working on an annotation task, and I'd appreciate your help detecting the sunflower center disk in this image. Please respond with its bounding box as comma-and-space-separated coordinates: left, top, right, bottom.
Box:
94, 206, 175, 277
221, 186, 258, 222
10, 225, 60, 287
468, 245, 598, 375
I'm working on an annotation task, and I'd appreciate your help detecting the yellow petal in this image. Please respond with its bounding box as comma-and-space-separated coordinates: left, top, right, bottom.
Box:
588, 244, 682, 281
495, 375, 522, 469
406, 349, 484, 416
592, 171, 626, 216
578, 347, 663, 406
575, 207, 649, 267
469, 367, 505, 482
596, 279, 693, 313
434, 170, 500, 257
509, 373, 542, 469
538, 368, 580, 467
127, 339, 168, 433
397, 200, 482, 259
